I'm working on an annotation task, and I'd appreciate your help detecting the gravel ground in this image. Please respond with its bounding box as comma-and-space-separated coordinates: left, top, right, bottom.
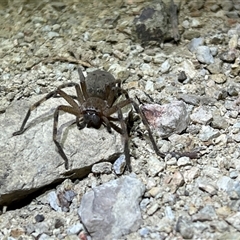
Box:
1, 0, 240, 239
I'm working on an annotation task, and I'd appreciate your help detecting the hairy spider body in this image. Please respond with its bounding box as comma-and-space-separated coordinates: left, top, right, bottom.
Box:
83, 69, 117, 99
13, 68, 164, 171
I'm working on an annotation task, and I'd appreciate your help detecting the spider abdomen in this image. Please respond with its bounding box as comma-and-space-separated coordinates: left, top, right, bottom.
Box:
85, 70, 117, 99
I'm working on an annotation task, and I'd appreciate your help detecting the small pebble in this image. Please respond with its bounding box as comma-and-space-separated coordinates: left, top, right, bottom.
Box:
35, 214, 45, 223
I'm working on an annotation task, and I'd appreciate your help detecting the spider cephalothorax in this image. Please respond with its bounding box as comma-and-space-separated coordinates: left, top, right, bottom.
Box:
13, 68, 165, 171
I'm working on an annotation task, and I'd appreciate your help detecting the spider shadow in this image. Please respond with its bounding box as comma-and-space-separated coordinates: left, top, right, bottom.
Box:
17, 107, 76, 143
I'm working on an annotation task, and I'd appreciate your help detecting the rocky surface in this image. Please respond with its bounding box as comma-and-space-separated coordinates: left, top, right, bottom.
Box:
1, 0, 240, 239
0, 93, 123, 206
78, 174, 145, 240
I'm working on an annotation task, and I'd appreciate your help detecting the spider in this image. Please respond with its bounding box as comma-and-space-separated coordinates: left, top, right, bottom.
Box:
13, 68, 165, 171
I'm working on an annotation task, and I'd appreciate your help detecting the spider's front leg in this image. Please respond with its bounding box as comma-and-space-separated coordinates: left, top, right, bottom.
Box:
105, 97, 166, 160
105, 108, 132, 172
12, 91, 57, 136
129, 100, 166, 159
117, 108, 131, 172
53, 105, 80, 169
12, 82, 81, 136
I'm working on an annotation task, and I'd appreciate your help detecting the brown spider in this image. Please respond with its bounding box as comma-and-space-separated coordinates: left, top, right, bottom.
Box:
13, 68, 165, 171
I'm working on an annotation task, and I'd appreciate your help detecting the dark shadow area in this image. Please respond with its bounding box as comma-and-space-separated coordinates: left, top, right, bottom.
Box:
1, 179, 64, 211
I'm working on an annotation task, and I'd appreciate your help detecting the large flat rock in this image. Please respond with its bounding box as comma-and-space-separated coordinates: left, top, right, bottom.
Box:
0, 95, 123, 206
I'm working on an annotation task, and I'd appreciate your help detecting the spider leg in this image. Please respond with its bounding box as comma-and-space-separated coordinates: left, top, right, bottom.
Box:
57, 89, 79, 109
112, 108, 131, 172
12, 83, 81, 136
76, 118, 86, 130
105, 79, 122, 106
104, 99, 131, 116
129, 100, 166, 158
104, 98, 165, 159
101, 116, 113, 133
13, 90, 59, 135
104, 110, 131, 172
53, 105, 81, 169
54, 82, 84, 105
75, 84, 84, 104
108, 88, 165, 158
109, 121, 123, 134
78, 68, 89, 99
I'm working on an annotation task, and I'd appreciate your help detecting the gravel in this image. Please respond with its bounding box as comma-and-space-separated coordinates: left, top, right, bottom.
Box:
1, 0, 240, 239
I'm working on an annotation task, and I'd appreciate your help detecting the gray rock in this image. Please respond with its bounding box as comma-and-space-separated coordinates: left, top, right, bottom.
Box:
78, 174, 145, 240
147, 203, 159, 215
190, 107, 213, 125
196, 46, 214, 64
177, 157, 192, 167
206, 87, 228, 101
229, 170, 238, 179
132, 1, 169, 44
209, 46, 218, 56
34, 222, 50, 236
140, 63, 153, 76
147, 156, 165, 177
91, 29, 109, 42
226, 212, 240, 231
0, 96, 123, 206
227, 84, 239, 96
178, 71, 187, 82
219, 232, 240, 240
139, 227, 150, 237
165, 206, 174, 220
198, 182, 217, 195
153, 53, 167, 64
178, 60, 197, 79
217, 176, 234, 191
92, 162, 112, 174
140, 198, 150, 211
192, 205, 217, 222
107, 63, 130, 80
160, 59, 171, 73
210, 74, 227, 84
178, 94, 200, 106
211, 114, 228, 129
206, 58, 223, 74
183, 30, 201, 40
113, 154, 126, 175
37, 233, 54, 240
183, 167, 200, 183
217, 177, 240, 199
232, 133, 240, 142
145, 80, 154, 91
47, 31, 60, 39
48, 191, 62, 212
188, 37, 204, 53
176, 217, 194, 239
198, 125, 220, 141
66, 223, 83, 235
219, 50, 236, 63
141, 101, 189, 138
